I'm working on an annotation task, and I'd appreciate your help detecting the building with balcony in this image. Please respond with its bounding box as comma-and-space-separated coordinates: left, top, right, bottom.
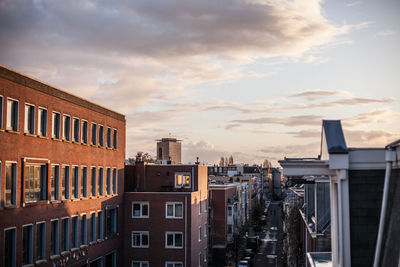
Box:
0, 65, 126, 267
124, 161, 208, 267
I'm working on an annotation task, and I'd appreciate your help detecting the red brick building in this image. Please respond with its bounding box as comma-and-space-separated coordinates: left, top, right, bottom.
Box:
124, 161, 208, 267
0, 66, 126, 267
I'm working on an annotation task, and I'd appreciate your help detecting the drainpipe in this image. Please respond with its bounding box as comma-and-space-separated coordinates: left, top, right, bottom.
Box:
373, 148, 396, 267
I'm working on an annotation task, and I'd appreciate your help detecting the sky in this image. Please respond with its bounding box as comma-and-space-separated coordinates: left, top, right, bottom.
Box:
1, 0, 399, 165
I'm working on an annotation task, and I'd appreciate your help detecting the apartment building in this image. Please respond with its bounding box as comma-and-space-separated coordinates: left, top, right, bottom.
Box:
0, 66, 126, 267
156, 138, 182, 164
279, 120, 400, 267
208, 183, 246, 266
124, 160, 208, 267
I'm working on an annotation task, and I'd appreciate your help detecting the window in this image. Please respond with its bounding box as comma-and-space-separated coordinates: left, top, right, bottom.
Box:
63, 114, 71, 141
73, 117, 79, 142
132, 261, 149, 267
198, 227, 201, 242
98, 167, 103, 196
105, 251, 117, 267
132, 231, 149, 248
91, 167, 96, 197
0, 96, 3, 128
204, 223, 207, 237
22, 224, 33, 265
52, 112, 61, 139
38, 107, 47, 137
51, 219, 59, 255
62, 165, 70, 200
72, 166, 79, 199
106, 207, 118, 236
228, 206, 232, 216
204, 200, 207, 212
37, 222, 46, 260
106, 168, 111, 195
90, 213, 96, 242
97, 211, 103, 240
113, 129, 117, 149
82, 120, 88, 144
99, 125, 104, 147
71, 216, 78, 249
24, 164, 47, 202
199, 201, 201, 215
166, 202, 183, 219
51, 165, 60, 201
132, 202, 149, 218
4, 227, 16, 267
198, 253, 202, 267
227, 224, 233, 234
81, 214, 87, 245
165, 232, 183, 248
204, 248, 207, 263
112, 168, 117, 194
175, 173, 190, 188
81, 166, 87, 198
91, 123, 97, 145
24, 104, 35, 134
5, 162, 17, 206
166, 262, 183, 267
6, 98, 18, 131
61, 218, 69, 252
106, 127, 111, 148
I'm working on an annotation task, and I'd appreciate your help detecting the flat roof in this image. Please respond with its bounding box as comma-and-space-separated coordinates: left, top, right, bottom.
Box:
0, 65, 125, 122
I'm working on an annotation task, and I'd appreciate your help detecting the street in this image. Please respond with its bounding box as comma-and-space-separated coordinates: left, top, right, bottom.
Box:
253, 201, 283, 267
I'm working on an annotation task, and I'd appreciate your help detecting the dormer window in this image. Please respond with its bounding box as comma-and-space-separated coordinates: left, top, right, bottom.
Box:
175, 173, 191, 188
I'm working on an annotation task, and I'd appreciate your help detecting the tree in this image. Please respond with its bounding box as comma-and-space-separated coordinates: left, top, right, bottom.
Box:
219, 157, 225, 166
228, 155, 234, 165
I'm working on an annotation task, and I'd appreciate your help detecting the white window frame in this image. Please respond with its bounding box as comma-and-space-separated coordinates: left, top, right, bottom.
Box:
131, 231, 149, 248
38, 106, 47, 137
91, 122, 97, 145
62, 114, 71, 141
165, 202, 183, 219
72, 117, 80, 142
165, 232, 183, 249
174, 172, 191, 188
132, 202, 149, 218
52, 111, 61, 139
198, 226, 201, 242
6, 97, 19, 131
24, 103, 35, 134
132, 261, 149, 267
81, 119, 88, 144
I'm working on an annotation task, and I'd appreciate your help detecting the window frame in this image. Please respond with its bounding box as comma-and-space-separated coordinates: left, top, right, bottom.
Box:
0, 95, 3, 129
106, 127, 112, 148
174, 172, 191, 188
81, 119, 88, 144
165, 232, 183, 249
98, 167, 104, 196
90, 212, 96, 243
50, 164, 60, 201
113, 128, 117, 149
165, 262, 183, 267
132, 261, 149, 267
38, 106, 48, 137
4, 226, 17, 267
52, 111, 61, 139
61, 217, 70, 252
112, 168, 117, 194
91, 166, 97, 197
62, 114, 71, 141
91, 122, 97, 146
50, 219, 60, 256
61, 165, 70, 200
24, 103, 35, 135
5, 161, 17, 206
131, 231, 149, 248
97, 210, 104, 240
71, 165, 79, 199
106, 167, 111, 195
132, 202, 150, 218
36, 221, 46, 261
198, 226, 201, 242
6, 97, 19, 132
22, 223, 34, 265
98, 124, 104, 147
71, 216, 79, 249
24, 163, 48, 203
80, 213, 87, 246
81, 166, 88, 198
165, 202, 183, 219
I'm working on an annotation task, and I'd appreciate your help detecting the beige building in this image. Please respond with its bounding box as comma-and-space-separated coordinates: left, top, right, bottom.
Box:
156, 137, 182, 164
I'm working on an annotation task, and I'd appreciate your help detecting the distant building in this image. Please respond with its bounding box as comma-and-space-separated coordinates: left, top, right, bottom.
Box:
157, 137, 182, 164
0, 65, 126, 267
124, 161, 208, 267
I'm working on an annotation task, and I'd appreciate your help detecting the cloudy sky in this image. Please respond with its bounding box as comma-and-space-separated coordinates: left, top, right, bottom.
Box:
1, 0, 399, 165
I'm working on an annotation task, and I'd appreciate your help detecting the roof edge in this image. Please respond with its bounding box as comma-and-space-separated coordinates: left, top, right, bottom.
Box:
0, 65, 125, 122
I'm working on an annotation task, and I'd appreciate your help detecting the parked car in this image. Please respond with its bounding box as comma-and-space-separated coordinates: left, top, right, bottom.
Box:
247, 236, 260, 252
238, 260, 249, 267
244, 248, 254, 258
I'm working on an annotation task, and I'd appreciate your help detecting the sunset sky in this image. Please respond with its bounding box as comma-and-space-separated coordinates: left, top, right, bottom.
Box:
1, 0, 399, 165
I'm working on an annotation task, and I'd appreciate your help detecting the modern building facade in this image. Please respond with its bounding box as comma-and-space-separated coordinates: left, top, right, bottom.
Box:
0, 66, 126, 267
124, 161, 208, 267
156, 138, 182, 164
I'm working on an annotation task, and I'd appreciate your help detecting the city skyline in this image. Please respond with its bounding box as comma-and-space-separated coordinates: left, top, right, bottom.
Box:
1, 0, 399, 165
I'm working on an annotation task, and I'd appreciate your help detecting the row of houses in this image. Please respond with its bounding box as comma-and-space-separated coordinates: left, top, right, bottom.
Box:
279, 120, 400, 267
0, 65, 268, 267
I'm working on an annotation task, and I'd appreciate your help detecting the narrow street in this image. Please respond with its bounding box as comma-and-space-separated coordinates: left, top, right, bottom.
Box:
253, 201, 283, 267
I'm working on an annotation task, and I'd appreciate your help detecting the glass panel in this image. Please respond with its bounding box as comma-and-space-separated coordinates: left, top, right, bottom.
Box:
167, 234, 173, 246
142, 204, 148, 216
167, 205, 174, 217
133, 204, 140, 216
175, 204, 183, 217
142, 234, 148, 246
175, 234, 182, 247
